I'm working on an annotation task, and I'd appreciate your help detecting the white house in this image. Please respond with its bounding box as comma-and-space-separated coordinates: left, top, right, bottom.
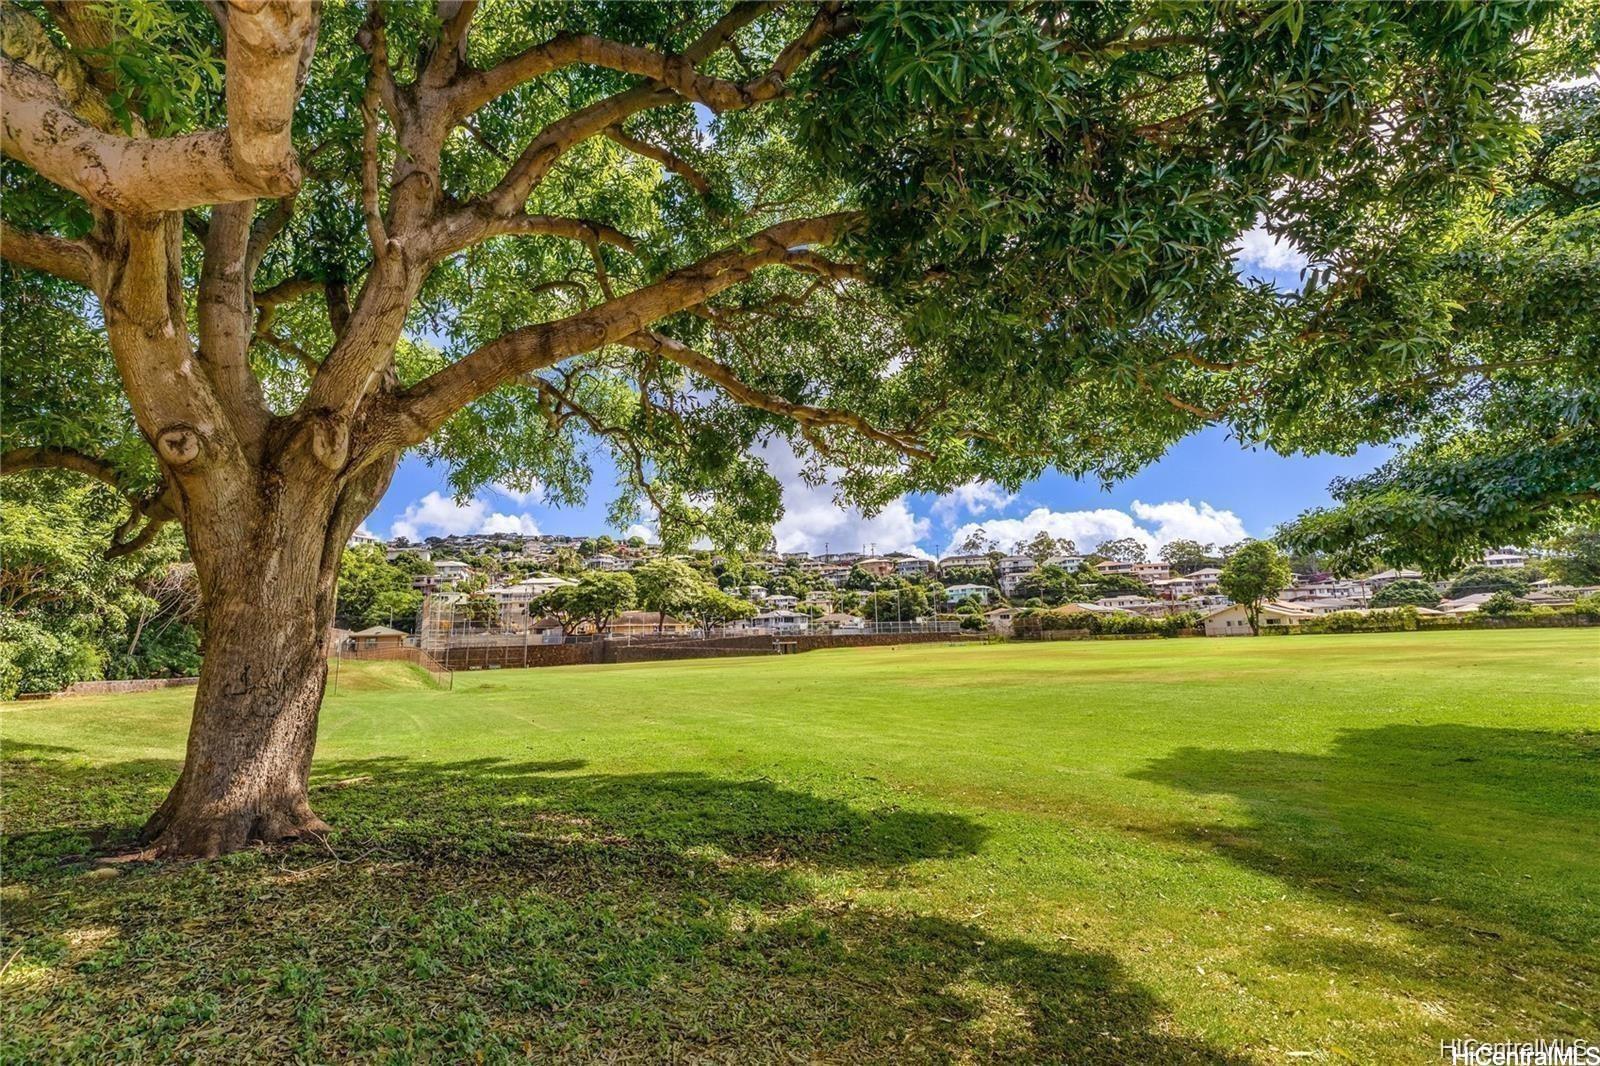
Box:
939, 553, 992, 572
985, 606, 1019, 635
1186, 567, 1222, 587
1096, 594, 1158, 610
348, 529, 381, 547
1482, 548, 1529, 569
415, 558, 474, 591
895, 557, 934, 577
749, 609, 810, 634
765, 594, 800, 610
996, 555, 1036, 577
945, 583, 995, 605
584, 553, 629, 571
1044, 554, 1084, 573
1094, 559, 1136, 575
1202, 601, 1314, 636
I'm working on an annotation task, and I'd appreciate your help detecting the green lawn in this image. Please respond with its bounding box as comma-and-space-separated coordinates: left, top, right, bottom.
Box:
3, 629, 1597, 1063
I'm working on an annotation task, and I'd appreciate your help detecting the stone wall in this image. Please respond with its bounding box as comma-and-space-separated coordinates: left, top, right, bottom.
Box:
439, 630, 983, 672
57, 676, 199, 698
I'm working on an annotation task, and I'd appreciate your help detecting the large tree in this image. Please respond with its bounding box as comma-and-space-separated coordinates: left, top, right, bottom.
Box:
1276, 75, 1600, 573
1216, 540, 1292, 634
0, 1, 1551, 855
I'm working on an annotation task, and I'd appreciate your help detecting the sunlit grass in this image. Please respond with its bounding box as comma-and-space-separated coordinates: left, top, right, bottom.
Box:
3, 629, 1596, 1062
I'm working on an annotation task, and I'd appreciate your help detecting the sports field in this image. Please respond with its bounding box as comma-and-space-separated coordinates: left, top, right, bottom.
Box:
3, 629, 1597, 1062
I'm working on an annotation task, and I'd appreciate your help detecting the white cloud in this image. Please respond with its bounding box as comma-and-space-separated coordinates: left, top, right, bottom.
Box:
622, 522, 657, 542
1128, 499, 1248, 547
930, 482, 1016, 525
389, 491, 540, 540
1232, 219, 1308, 274
761, 441, 933, 558
942, 499, 1246, 556
479, 511, 542, 536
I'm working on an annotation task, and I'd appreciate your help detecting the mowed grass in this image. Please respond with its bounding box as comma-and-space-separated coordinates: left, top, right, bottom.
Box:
2, 630, 1597, 1063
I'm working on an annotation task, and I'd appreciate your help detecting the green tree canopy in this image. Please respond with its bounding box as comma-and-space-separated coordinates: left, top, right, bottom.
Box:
1217, 540, 1292, 634
1278, 78, 1600, 573
1370, 578, 1442, 609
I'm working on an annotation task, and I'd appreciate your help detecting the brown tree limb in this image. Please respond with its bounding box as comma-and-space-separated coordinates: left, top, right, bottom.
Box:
604, 126, 712, 195
1, 2, 316, 215
621, 331, 931, 461
1, 446, 128, 490
396, 212, 858, 441
0, 220, 96, 287
428, 211, 640, 260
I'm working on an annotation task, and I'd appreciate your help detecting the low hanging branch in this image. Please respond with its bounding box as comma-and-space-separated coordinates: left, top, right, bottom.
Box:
620, 331, 932, 462
0, 446, 178, 559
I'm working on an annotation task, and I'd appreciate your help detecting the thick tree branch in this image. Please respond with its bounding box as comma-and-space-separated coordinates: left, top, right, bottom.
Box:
621, 331, 931, 461
396, 213, 857, 441
428, 210, 640, 260
1, 446, 128, 490
465, 4, 845, 218
605, 126, 712, 195
0, 221, 95, 287
1, 2, 317, 214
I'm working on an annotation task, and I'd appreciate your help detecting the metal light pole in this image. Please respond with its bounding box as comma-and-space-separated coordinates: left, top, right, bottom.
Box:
872, 581, 879, 632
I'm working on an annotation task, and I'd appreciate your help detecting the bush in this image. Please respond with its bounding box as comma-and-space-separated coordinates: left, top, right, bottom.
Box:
1571, 593, 1600, 619
1479, 591, 1525, 616
0, 618, 103, 696
1371, 579, 1440, 609
1301, 607, 1420, 634
1032, 608, 1200, 637
1446, 566, 1530, 598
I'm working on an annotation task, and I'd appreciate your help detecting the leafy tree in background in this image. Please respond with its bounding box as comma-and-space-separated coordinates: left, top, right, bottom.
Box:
1370, 579, 1442, 610
0, 0, 1560, 855
1078, 568, 1149, 600
0, 475, 193, 695
1091, 538, 1147, 564
1446, 566, 1532, 599
1540, 524, 1600, 586
1015, 531, 1073, 564
1159, 539, 1218, 575
336, 544, 423, 630
1011, 565, 1078, 607
1217, 541, 1292, 635
1479, 590, 1525, 616
567, 571, 637, 635
683, 584, 756, 633
632, 557, 705, 632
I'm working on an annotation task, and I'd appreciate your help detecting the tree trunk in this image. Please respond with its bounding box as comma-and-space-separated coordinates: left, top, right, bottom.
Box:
139, 453, 395, 858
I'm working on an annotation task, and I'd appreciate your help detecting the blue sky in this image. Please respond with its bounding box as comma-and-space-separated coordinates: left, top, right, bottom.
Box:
365, 227, 1383, 557
366, 427, 1392, 558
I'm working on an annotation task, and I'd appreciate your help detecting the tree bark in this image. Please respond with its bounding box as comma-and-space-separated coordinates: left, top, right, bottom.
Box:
139, 453, 396, 858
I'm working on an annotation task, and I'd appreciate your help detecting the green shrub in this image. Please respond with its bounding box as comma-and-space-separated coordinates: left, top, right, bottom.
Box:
1479, 591, 1525, 616
1371, 579, 1440, 609
1301, 607, 1420, 634
0, 617, 103, 695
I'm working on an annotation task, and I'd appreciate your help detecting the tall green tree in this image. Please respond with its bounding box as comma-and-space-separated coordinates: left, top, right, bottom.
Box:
631, 557, 705, 632
0, 0, 1556, 855
1278, 79, 1600, 573
1217, 541, 1292, 635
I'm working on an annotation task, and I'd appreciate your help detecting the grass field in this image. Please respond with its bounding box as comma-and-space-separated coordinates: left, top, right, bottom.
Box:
3, 629, 1597, 1063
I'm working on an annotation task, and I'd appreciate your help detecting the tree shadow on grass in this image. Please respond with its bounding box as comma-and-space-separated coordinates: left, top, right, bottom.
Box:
2, 748, 1247, 1063
1132, 724, 1600, 1027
